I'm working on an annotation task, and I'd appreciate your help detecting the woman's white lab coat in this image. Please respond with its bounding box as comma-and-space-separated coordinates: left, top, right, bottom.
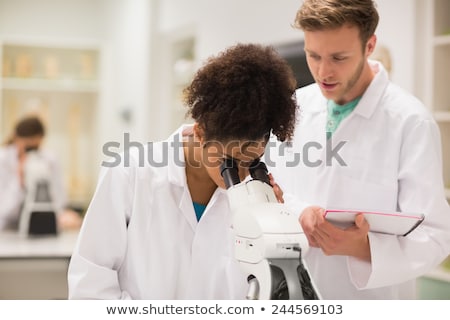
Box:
269, 62, 450, 299
0, 145, 66, 230
68, 126, 248, 299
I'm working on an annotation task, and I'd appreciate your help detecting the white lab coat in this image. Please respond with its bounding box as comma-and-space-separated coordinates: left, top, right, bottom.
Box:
68, 125, 249, 299
0, 145, 66, 230
268, 61, 450, 299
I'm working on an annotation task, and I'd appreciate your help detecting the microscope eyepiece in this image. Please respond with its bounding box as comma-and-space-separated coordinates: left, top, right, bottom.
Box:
221, 158, 271, 188
249, 160, 270, 185
220, 158, 240, 189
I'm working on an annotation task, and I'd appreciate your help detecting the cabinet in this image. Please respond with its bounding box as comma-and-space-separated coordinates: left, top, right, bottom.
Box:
416, 0, 450, 201
0, 40, 101, 209
0, 230, 78, 299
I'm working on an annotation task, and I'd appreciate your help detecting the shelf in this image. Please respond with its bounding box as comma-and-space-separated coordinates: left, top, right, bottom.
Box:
433, 45, 450, 114
424, 265, 450, 283
433, 34, 450, 46
434, 0, 450, 37
1, 40, 101, 207
1, 77, 98, 92
434, 111, 450, 122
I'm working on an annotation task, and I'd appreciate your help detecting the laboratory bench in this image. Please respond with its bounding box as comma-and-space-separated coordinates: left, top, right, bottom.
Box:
0, 230, 79, 299
0, 229, 449, 300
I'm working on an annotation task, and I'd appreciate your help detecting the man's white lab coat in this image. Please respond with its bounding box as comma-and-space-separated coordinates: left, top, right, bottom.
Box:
269, 62, 450, 299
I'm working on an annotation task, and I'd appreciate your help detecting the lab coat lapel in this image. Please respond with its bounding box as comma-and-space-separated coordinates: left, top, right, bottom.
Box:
166, 125, 198, 231
200, 187, 228, 224
179, 187, 197, 231
353, 61, 389, 120
301, 98, 328, 171
330, 61, 390, 141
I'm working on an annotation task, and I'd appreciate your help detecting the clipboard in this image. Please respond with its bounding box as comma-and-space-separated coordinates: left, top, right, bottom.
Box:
323, 209, 425, 236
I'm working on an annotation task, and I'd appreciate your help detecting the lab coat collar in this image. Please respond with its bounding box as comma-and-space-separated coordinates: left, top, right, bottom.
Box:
353, 60, 389, 119
296, 85, 327, 113
166, 124, 191, 187
166, 124, 228, 229
164, 124, 198, 230
166, 124, 226, 196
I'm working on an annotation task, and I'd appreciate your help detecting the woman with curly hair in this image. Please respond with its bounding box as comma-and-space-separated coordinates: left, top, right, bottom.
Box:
68, 43, 298, 299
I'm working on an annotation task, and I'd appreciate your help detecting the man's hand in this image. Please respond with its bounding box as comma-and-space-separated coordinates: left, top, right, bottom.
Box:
299, 206, 371, 261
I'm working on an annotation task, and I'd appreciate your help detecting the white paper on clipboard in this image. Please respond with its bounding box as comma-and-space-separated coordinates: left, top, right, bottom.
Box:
323, 209, 425, 236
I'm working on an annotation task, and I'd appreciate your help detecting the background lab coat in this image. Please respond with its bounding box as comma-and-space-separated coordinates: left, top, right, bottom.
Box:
0, 145, 66, 230
269, 62, 450, 299
68, 126, 248, 299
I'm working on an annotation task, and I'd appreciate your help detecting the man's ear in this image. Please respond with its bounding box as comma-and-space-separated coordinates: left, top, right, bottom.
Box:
193, 123, 206, 145
366, 34, 377, 57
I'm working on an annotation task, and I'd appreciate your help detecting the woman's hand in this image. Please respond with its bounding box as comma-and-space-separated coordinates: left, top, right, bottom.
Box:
268, 173, 284, 203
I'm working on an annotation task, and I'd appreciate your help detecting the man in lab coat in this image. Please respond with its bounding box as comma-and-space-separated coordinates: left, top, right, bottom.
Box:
269, 0, 450, 299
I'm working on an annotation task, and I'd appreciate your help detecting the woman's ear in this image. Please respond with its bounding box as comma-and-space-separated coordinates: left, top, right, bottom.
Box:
193, 123, 206, 145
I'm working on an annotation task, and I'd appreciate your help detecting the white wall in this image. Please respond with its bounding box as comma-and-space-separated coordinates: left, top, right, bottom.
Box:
99, 0, 153, 146
153, 0, 418, 138
0, 0, 419, 143
153, 0, 310, 138
0, 0, 104, 40
157, 0, 415, 88
375, 0, 416, 93
158, 0, 302, 60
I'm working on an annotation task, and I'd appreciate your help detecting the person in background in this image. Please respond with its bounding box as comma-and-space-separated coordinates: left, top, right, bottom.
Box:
67, 43, 297, 299
269, 0, 450, 299
0, 115, 82, 231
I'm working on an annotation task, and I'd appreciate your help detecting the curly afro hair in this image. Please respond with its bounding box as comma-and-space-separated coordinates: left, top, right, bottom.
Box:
184, 43, 298, 142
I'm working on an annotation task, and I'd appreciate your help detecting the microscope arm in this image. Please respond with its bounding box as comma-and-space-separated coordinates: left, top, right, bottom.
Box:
227, 179, 320, 300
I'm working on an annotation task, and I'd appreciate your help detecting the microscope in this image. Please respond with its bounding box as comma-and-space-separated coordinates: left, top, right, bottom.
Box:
220, 158, 320, 300
18, 151, 58, 237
